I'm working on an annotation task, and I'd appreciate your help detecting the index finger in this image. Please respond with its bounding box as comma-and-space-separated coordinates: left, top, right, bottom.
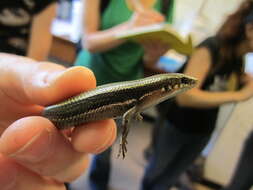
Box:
0, 117, 117, 182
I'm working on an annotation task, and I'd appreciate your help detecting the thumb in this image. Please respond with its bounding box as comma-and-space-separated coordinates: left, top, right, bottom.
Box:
23, 62, 96, 106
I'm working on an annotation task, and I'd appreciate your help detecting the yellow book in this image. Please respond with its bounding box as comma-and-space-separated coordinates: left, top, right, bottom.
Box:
116, 23, 194, 56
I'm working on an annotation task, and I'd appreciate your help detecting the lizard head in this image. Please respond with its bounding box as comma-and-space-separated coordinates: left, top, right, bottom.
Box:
165, 73, 197, 92
136, 73, 198, 110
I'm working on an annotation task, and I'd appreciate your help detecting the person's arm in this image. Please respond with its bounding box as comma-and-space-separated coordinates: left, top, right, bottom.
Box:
82, 0, 165, 53
176, 47, 253, 108
27, 3, 57, 61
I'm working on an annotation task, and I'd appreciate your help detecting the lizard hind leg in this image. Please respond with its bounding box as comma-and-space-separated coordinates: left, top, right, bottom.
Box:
117, 107, 139, 159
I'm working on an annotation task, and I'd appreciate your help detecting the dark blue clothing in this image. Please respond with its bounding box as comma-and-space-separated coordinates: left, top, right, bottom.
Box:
89, 149, 112, 190
142, 122, 211, 190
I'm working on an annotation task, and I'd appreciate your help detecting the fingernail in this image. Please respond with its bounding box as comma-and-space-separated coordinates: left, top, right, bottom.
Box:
10, 128, 52, 163
45, 66, 82, 84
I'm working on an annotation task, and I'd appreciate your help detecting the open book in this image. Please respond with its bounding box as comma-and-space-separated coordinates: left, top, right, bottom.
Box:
116, 23, 194, 56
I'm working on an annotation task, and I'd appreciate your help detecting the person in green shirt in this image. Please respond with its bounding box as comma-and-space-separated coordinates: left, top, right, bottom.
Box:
75, 0, 173, 85
75, 0, 174, 189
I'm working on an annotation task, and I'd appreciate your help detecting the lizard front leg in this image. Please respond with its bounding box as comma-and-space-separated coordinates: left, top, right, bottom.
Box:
117, 106, 142, 159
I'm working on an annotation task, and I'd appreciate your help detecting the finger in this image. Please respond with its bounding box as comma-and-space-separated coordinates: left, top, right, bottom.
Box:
0, 154, 65, 190
24, 63, 96, 106
143, 10, 165, 22
0, 117, 90, 182
71, 119, 117, 154
0, 154, 17, 190
0, 54, 96, 106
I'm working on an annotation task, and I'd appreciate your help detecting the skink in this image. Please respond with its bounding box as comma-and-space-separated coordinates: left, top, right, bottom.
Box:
42, 73, 197, 158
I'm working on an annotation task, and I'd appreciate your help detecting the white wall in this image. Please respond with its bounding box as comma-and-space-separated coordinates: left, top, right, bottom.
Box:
173, 0, 244, 44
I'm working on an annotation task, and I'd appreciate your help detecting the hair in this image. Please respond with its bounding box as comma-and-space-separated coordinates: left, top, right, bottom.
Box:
216, 0, 253, 70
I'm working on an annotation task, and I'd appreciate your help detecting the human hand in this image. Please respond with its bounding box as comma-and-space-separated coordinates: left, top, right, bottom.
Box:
126, 0, 156, 11
128, 9, 165, 28
237, 74, 253, 101
141, 40, 170, 64
0, 53, 117, 190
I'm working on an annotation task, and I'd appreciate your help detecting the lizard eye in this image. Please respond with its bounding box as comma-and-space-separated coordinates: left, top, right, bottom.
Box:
165, 85, 172, 90
181, 77, 191, 86
174, 84, 179, 89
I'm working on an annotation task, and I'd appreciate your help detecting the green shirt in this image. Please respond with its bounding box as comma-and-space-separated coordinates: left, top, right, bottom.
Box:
75, 0, 174, 85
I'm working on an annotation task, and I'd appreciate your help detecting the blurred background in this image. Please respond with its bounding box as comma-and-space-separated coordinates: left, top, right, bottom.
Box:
42, 0, 253, 189
49, 0, 241, 66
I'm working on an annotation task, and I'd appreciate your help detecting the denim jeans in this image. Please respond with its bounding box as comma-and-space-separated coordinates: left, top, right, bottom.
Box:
141, 121, 211, 190
89, 148, 112, 190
